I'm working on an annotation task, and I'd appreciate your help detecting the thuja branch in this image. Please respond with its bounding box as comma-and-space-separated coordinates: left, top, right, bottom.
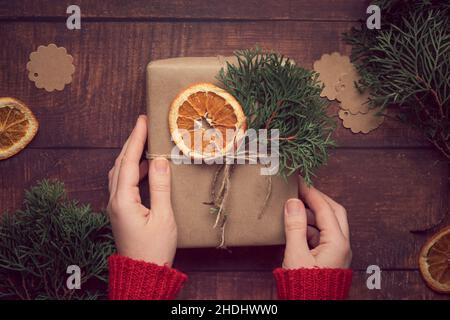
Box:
343, 0, 450, 160
217, 48, 335, 184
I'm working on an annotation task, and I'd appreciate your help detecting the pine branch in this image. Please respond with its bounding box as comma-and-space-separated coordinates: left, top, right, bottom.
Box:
0, 180, 114, 300
217, 48, 335, 184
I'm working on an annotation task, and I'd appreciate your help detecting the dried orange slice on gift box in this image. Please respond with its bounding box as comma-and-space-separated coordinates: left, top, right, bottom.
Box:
0, 97, 39, 160
169, 83, 246, 159
419, 226, 450, 293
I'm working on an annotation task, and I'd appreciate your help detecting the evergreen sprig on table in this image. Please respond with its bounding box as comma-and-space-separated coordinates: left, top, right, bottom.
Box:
0, 180, 114, 300
343, 0, 450, 160
218, 48, 335, 184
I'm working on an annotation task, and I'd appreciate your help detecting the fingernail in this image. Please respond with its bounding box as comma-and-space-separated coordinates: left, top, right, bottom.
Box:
286, 199, 301, 216
153, 157, 169, 173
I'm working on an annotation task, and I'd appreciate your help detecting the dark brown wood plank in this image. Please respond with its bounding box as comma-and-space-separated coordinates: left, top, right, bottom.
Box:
1, 149, 447, 271
0, 21, 428, 148
179, 271, 276, 300
0, 0, 369, 21
178, 270, 449, 300
0, 1, 445, 302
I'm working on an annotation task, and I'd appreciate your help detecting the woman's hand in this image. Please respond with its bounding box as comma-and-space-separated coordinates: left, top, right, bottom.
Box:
282, 177, 352, 269
107, 115, 177, 267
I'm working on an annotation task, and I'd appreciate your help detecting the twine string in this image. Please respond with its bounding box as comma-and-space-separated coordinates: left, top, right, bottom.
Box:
146, 152, 273, 248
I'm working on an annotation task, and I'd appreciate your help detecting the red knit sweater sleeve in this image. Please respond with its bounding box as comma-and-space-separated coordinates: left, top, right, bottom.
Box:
108, 255, 187, 300
273, 268, 352, 300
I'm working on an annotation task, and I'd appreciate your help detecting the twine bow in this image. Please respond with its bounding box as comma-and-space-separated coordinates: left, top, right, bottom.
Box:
146, 152, 272, 248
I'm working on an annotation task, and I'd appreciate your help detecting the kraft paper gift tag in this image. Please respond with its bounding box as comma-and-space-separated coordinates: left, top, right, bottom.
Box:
26, 44, 75, 92
335, 74, 371, 114
339, 108, 384, 134
147, 57, 298, 248
313, 52, 356, 101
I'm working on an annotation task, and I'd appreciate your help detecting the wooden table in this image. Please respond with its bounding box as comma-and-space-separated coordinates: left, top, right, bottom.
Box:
1, 0, 449, 300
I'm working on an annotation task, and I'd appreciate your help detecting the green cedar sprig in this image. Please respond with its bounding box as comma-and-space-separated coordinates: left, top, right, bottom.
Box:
0, 180, 114, 300
343, 0, 450, 159
217, 48, 335, 184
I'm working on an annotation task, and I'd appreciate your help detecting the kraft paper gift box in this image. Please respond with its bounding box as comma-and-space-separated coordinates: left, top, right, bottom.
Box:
147, 56, 298, 248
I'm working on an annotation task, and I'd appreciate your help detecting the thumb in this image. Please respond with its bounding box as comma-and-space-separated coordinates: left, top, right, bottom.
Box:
149, 157, 172, 214
283, 198, 312, 267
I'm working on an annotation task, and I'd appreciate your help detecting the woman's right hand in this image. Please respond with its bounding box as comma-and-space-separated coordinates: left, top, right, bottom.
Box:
282, 177, 352, 269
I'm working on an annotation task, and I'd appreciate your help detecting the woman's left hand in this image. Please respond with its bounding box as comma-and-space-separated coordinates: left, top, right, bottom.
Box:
107, 115, 178, 267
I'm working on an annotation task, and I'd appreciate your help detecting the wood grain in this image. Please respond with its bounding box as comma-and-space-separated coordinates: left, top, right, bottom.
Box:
0, 0, 369, 21
1, 149, 447, 271
0, 21, 428, 148
0, 1, 448, 300
178, 270, 449, 300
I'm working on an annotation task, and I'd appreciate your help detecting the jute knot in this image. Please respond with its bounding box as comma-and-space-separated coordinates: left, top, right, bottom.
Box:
146, 152, 273, 248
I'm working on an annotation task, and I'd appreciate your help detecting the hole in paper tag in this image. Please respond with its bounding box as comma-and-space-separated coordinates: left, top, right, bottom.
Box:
338, 108, 384, 134
335, 74, 371, 114
313, 52, 355, 100
26, 44, 75, 92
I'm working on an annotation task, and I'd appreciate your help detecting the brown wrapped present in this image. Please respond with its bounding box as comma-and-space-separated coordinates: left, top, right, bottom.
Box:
146, 56, 298, 248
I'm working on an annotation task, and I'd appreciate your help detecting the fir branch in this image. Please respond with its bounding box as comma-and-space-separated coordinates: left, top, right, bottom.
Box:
217, 48, 335, 184
0, 180, 114, 300
343, 1, 450, 160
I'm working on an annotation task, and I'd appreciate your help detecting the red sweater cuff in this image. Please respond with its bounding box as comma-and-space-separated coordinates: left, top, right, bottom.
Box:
108, 255, 187, 300
273, 267, 352, 300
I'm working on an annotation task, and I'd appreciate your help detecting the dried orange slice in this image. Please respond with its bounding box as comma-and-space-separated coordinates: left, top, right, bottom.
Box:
169, 83, 246, 159
0, 97, 39, 160
419, 226, 450, 293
